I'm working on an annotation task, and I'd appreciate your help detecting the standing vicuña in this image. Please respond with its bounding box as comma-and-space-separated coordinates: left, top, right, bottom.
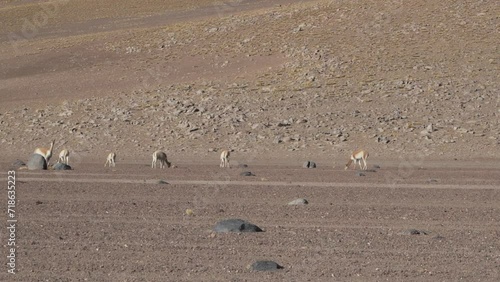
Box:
34, 140, 55, 166
220, 150, 230, 168
58, 149, 70, 165
105, 152, 116, 167
345, 149, 369, 170
152, 150, 171, 168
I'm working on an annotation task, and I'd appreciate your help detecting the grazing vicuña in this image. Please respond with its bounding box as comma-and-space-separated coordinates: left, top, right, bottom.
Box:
345, 149, 369, 170
220, 150, 230, 168
58, 149, 70, 165
152, 150, 171, 169
104, 152, 116, 167
34, 140, 55, 166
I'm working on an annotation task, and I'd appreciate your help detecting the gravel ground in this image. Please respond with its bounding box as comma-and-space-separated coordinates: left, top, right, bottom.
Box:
0, 0, 499, 280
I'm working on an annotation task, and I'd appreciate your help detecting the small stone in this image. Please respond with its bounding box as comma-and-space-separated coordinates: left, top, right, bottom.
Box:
399, 229, 429, 235
426, 123, 434, 133
11, 159, 26, 169
249, 261, 283, 271
240, 171, 255, 176
288, 198, 308, 205
52, 163, 72, 170
302, 161, 316, 168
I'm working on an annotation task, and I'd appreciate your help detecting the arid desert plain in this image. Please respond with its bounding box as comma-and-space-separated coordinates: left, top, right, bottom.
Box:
1, 0, 499, 281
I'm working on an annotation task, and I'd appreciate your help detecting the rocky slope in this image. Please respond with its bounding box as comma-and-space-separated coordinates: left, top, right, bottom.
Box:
0, 0, 498, 162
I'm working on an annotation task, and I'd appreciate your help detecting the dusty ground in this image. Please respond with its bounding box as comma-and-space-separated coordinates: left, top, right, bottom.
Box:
0, 0, 499, 280
1, 161, 500, 281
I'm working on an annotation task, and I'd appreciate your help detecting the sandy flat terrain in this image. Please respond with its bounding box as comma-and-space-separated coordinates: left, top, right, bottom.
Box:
0, 0, 499, 280
1, 162, 500, 281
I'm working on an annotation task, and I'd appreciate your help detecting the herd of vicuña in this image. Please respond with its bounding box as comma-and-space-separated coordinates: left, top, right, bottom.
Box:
31, 141, 369, 170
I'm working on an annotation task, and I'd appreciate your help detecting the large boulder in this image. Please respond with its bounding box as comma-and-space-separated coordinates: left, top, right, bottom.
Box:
213, 219, 263, 233
249, 261, 283, 271
27, 154, 47, 170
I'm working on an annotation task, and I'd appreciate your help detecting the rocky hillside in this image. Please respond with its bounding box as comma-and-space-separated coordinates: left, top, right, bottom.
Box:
0, 0, 498, 162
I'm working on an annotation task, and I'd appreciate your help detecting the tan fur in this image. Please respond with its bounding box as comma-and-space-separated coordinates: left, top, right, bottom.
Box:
220, 150, 230, 168
104, 152, 116, 167
152, 150, 171, 168
34, 140, 55, 166
58, 149, 70, 165
345, 149, 369, 170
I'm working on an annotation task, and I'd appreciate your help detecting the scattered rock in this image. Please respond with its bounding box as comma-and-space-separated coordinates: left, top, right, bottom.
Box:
157, 179, 168, 184
426, 123, 435, 133
376, 136, 390, 143
373, 164, 381, 169
288, 198, 308, 205
237, 164, 248, 168
27, 154, 47, 170
52, 163, 72, 170
356, 172, 365, 177
240, 171, 255, 176
11, 159, 26, 169
432, 235, 446, 240
302, 161, 316, 168
399, 229, 429, 235
213, 219, 263, 233
248, 260, 283, 271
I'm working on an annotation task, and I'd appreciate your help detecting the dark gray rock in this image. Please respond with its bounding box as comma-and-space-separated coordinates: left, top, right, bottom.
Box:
213, 219, 263, 233
249, 261, 283, 271
27, 154, 47, 170
237, 164, 248, 168
399, 229, 429, 235
52, 163, 72, 170
11, 159, 26, 169
240, 171, 255, 176
356, 172, 365, 177
288, 198, 308, 205
302, 161, 316, 168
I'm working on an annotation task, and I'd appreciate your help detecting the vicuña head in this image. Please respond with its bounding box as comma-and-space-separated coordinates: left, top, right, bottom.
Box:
345, 149, 369, 170
34, 140, 55, 166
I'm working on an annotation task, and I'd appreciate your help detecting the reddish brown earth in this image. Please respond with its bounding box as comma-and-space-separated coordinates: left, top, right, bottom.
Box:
1, 161, 500, 281
0, 0, 499, 281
